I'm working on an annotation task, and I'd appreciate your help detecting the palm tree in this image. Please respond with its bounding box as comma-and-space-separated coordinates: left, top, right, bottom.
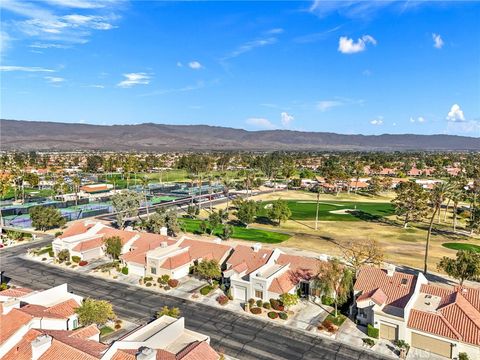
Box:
140, 177, 150, 216
221, 174, 233, 216
72, 175, 81, 206
449, 185, 465, 233
424, 181, 453, 274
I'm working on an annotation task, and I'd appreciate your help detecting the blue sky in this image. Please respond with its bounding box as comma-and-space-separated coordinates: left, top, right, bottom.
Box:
1, 0, 479, 136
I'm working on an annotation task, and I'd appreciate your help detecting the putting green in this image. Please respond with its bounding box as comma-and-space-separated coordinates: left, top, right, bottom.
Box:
442, 242, 480, 253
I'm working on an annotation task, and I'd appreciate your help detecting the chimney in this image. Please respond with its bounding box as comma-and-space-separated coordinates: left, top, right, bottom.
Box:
160, 227, 168, 236
31, 335, 52, 360
136, 347, 157, 360
385, 264, 396, 277
160, 242, 168, 248
252, 243, 262, 253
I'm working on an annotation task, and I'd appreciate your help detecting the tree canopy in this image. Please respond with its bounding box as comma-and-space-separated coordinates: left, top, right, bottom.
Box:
75, 298, 116, 326
195, 259, 221, 284
437, 250, 480, 285
268, 199, 292, 226
104, 236, 122, 260
29, 206, 66, 231
111, 190, 143, 229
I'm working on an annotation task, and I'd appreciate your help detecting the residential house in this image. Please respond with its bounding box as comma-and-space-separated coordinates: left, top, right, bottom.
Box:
224, 243, 323, 302
52, 221, 139, 261
352, 266, 480, 359
145, 238, 232, 280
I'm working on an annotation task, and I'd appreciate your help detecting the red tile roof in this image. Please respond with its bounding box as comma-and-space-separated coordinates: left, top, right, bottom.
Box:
180, 239, 231, 264
59, 222, 94, 239
0, 308, 33, 345
227, 245, 273, 275
69, 325, 100, 340
356, 288, 388, 306
97, 227, 137, 245
0, 287, 33, 298
72, 237, 103, 252
19, 299, 79, 319
122, 233, 176, 266
408, 285, 480, 346
354, 267, 416, 309
160, 251, 191, 270
177, 340, 219, 360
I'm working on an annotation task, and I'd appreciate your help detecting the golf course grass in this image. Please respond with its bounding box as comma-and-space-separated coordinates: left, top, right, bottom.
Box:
179, 218, 290, 244
257, 200, 395, 221
442, 242, 480, 253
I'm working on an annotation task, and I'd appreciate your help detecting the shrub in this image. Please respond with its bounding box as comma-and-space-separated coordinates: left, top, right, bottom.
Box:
395, 340, 410, 350
55, 231, 63, 237
164, 286, 170, 291
42, 257, 47, 261
114, 323, 121, 330
248, 298, 255, 306
200, 285, 213, 295
72, 256, 81, 263
160, 274, 170, 284
216, 295, 229, 305
270, 298, 279, 309
263, 302, 271, 309
57, 249, 70, 263
121, 267, 129, 275
144, 276, 153, 282
362, 338, 375, 347
65, 261, 71, 266
321, 295, 334, 306
250, 307, 262, 315
79, 260, 88, 266
267, 311, 278, 319
167, 279, 179, 288
322, 319, 337, 333
146, 282, 152, 287
278, 312, 288, 320
367, 324, 379, 339
256, 299, 263, 307
48, 250, 54, 257
458, 353, 470, 360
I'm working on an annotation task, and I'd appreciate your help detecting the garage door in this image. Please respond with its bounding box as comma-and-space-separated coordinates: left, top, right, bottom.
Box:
234, 286, 247, 302
412, 333, 451, 358
380, 323, 398, 341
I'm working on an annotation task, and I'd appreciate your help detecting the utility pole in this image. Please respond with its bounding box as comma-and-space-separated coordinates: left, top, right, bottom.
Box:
315, 189, 320, 231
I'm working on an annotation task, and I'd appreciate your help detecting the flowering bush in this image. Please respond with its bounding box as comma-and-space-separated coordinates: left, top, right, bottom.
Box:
168, 279, 179, 288
278, 312, 288, 320
216, 295, 229, 305
250, 307, 262, 315
79, 260, 88, 266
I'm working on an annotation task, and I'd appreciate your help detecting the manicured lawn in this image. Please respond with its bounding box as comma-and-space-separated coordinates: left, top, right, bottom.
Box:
258, 200, 394, 221
99, 326, 114, 336
324, 313, 347, 327
442, 242, 480, 253
179, 218, 290, 243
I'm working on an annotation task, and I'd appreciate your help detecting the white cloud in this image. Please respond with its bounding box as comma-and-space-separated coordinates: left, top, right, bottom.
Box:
188, 61, 203, 70
410, 116, 426, 123
246, 117, 276, 129
223, 36, 277, 61
446, 104, 465, 122
0, 65, 55, 72
267, 28, 284, 35
117, 73, 150, 88
370, 117, 384, 125
280, 112, 294, 127
176, 61, 183, 67
0, 31, 11, 55
432, 33, 444, 49
317, 100, 343, 111
86, 84, 104, 88
338, 35, 376, 54
1, 0, 120, 46
29, 42, 70, 49
45, 76, 65, 83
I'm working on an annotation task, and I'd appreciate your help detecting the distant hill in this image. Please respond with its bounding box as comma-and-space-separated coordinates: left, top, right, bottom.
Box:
1, 119, 479, 151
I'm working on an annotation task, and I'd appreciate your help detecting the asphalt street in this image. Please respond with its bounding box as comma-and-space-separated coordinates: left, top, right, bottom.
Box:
0, 240, 392, 360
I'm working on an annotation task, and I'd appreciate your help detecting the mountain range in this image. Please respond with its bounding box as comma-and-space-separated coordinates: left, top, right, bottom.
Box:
1, 119, 479, 151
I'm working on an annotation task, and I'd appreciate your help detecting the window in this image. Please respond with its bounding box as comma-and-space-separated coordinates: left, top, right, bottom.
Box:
255, 290, 263, 299
401, 278, 408, 285
150, 267, 156, 274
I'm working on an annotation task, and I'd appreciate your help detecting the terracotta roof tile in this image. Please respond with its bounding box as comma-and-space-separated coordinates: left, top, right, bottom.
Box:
356, 288, 388, 306
69, 325, 100, 340
354, 267, 416, 309
177, 340, 219, 360
160, 251, 192, 270
0, 308, 33, 345
180, 239, 231, 264
0, 287, 33, 298
59, 222, 94, 239
19, 299, 79, 319
72, 237, 104, 252
227, 245, 273, 275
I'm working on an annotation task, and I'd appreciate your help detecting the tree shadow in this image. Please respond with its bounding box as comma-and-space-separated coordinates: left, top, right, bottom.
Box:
255, 216, 277, 226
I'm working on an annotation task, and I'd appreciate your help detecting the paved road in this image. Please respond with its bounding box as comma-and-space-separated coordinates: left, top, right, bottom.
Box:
1, 242, 392, 360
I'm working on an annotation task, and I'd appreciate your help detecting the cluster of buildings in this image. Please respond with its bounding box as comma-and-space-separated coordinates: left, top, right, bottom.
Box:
352, 266, 480, 359
0, 283, 220, 360
53, 220, 324, 302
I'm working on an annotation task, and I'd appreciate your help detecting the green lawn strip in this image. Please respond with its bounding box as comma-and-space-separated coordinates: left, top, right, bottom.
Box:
258, 200, 394, 221
324, 313, 347, 327
442, 242, 480, 253
179, 218, 290, 244
99, 326, 115, 336
200, 285, 214, 295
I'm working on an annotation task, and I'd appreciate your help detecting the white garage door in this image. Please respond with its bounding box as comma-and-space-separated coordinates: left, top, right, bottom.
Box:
234, 286, 247, 302
411, 333, 452, 358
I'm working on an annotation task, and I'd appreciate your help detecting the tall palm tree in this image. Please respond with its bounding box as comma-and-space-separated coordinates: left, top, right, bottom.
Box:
72, 175, 81, 206
424, 181, 453, 274
449, 184, 465, 233
221, 174, 233, 216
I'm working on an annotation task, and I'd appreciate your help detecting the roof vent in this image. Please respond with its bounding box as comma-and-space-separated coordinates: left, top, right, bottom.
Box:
252, 243, 262, 253
385, 264, 396, 277
136, 347, 157, 360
